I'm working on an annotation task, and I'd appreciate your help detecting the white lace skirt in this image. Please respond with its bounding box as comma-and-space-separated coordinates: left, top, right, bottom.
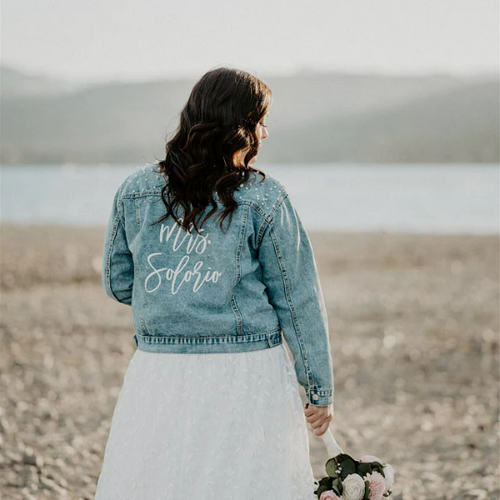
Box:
94, 342, 317, 500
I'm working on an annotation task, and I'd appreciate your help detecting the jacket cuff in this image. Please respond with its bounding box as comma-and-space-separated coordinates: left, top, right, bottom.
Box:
111, 290, 133, 306
306, 388, 333, 406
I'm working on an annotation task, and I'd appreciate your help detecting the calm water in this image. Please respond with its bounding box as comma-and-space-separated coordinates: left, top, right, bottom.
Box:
1, 163, 498, 234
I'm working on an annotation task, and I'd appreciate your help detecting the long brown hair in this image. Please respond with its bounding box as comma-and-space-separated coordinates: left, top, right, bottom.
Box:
151, 67, 273, 235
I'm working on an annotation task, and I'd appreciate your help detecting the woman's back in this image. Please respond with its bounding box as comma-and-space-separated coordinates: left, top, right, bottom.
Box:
104, 165, 284, 346
103, 163, 333, 405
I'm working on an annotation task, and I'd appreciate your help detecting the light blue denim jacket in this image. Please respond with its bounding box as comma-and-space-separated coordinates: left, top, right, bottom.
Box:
102, 164, 334, 406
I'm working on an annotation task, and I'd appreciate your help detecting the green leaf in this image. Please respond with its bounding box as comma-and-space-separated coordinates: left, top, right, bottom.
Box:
316, 483, 332, 498
331, 477, 342, 496
363, 480, 370, 499
319, 476, 332, 485
357, 463, 372, 477
325, 457, 340, 478
339, 456, 357, 479
336, 453, 352, 464
372, 462, 385, 475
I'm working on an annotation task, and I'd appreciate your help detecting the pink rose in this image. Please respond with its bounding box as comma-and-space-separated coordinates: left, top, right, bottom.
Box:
320, 490, 342, 500
363, 471, 386, 500
359, 454, 382, 463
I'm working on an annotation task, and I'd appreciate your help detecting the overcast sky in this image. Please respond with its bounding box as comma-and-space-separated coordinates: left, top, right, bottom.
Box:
2, 0, 498, 84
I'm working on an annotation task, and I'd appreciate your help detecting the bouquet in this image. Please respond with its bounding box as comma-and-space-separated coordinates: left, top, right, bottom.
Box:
311, 425, 395, 499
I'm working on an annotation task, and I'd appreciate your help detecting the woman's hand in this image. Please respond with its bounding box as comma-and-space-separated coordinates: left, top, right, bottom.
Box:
304, 403, 333, 436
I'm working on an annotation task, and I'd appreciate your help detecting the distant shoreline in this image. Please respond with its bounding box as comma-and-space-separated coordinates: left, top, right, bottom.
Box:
1, 221, 498, 238
2, 161, 499, 167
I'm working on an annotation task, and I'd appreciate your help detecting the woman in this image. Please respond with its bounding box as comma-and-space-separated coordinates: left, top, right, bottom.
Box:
95, 67, 334, 499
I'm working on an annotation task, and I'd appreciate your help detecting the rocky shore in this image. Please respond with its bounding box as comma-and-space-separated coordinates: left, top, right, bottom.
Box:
0, 225, 498, 499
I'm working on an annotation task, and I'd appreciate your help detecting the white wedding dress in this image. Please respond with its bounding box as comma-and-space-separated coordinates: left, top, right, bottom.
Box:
94, 342, 317, 499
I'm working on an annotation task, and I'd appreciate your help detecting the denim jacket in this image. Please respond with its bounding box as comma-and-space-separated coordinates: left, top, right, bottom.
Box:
102, 164, 334, 406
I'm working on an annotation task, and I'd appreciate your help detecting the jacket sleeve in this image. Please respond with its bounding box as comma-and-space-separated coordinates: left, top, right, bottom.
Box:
102, 184, 134, 306
258, 193, 334, 407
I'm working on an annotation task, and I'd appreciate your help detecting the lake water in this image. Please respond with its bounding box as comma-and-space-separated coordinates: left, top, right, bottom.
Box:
1, 163, 498, 234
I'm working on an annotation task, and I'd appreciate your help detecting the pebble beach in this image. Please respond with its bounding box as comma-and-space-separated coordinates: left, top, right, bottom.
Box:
0, 225, 498, 499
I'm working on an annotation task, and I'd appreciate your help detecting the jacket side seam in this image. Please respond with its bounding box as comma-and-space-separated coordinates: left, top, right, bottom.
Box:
230, 204, 249, 335
105, 207, 124, 303
133, 198, 149, 335
268, 218, 313, 393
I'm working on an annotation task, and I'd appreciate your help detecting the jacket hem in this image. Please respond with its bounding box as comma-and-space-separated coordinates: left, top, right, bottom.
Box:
132, 328, 283, 354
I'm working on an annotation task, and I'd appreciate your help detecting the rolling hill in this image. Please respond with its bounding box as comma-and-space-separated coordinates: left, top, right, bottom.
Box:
1, 65, 498, 164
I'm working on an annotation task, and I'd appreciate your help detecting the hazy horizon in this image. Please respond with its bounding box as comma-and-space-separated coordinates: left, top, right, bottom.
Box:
2, 0, 498, 85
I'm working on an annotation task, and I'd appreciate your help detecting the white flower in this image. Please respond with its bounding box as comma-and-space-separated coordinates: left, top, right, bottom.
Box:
342, 473, 366, 500
382, 463, 395, 491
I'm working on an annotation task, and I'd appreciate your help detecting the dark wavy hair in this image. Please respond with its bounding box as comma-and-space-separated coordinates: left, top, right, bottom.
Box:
150, 67, 273, 235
